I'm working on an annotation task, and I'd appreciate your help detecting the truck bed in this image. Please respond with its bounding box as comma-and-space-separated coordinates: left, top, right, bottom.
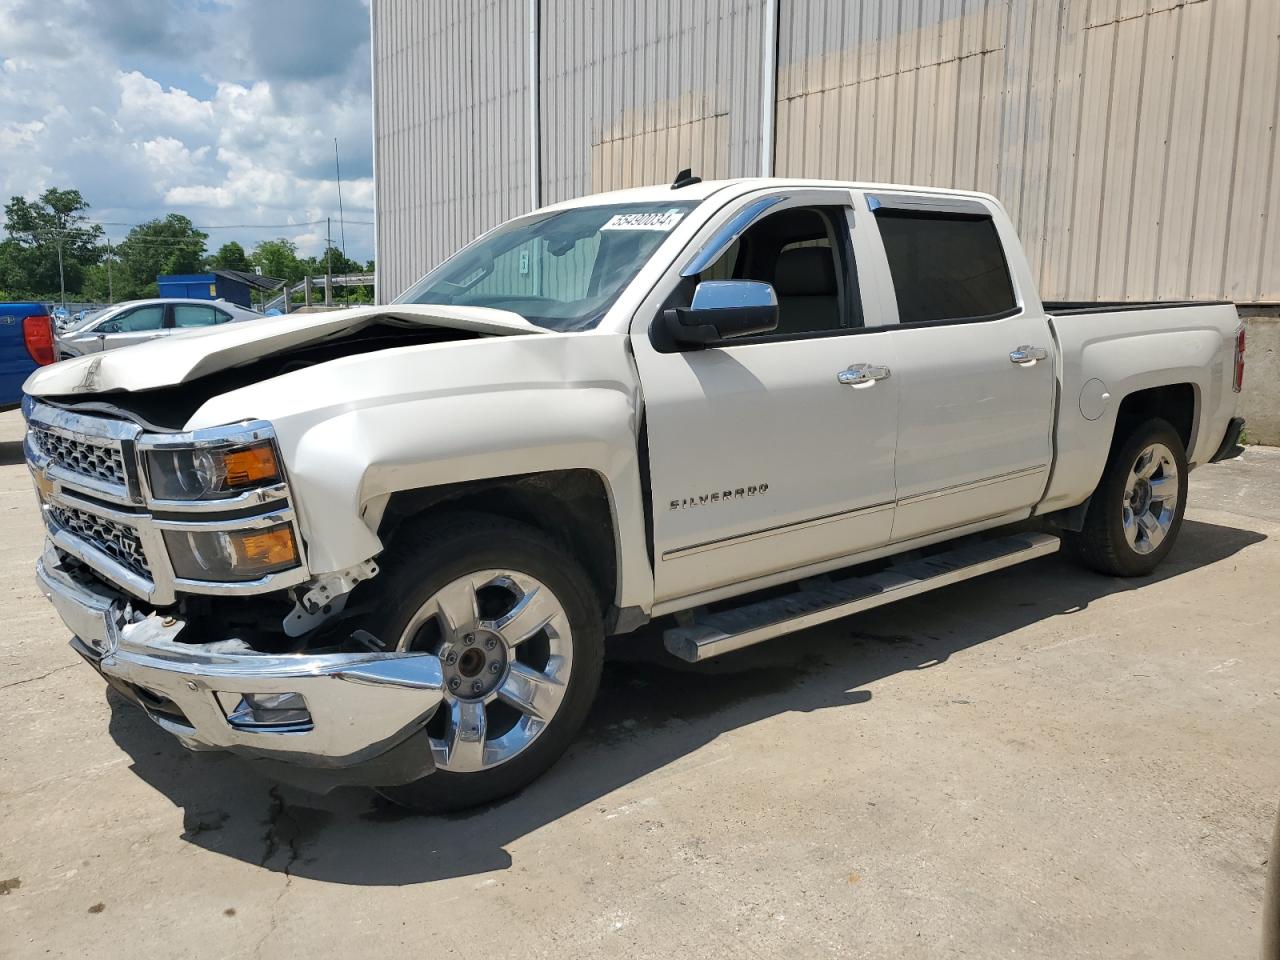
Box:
1044, 299, 1233, 316
1038, 298, 1242, 517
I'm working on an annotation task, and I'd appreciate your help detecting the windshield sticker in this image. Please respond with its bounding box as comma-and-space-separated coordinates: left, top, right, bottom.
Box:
601, 209, 685, 231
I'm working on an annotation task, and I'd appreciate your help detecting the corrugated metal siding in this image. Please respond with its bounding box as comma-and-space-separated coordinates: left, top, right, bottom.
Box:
776, 0, 1280, 302
372, 0, 529, 299
539, 0, 770, 204
373, 0, 1280, 303
774, 0, 1007, 187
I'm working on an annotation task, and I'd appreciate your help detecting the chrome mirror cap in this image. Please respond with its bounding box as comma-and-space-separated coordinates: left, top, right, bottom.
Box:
690, 279, 778, 311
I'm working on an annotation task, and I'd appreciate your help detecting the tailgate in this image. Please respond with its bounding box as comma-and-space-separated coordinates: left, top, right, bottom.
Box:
0, 303, 44, 409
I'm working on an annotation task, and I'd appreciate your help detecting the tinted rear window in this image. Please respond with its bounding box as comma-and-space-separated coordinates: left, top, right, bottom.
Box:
874, 210, 1017, 324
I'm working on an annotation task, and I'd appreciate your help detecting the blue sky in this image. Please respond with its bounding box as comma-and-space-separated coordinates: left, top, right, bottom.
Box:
0, 0, 375, 261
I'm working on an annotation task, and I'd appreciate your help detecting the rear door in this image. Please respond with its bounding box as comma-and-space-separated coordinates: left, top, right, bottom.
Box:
171, 303, 224, 331
631, 189, 899, 605
861, 192, 1055, 542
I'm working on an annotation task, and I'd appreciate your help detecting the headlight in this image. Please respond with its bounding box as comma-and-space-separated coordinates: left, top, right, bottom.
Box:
146, 440, 282, 500
164, 523, 299, 581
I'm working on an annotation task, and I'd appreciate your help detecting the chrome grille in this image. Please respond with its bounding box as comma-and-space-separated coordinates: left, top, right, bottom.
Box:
46, 504, 151, 579
32, 428, 128, 488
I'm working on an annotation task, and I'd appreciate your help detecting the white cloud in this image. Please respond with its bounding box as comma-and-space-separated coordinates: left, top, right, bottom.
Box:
117, 72, 215, 131
1, 119, 45, 145
0, 0, 375, 261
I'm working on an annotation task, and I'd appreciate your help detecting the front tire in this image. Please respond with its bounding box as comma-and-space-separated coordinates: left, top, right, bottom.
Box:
1070, 418, 1188, 577
364, 513, 604, 813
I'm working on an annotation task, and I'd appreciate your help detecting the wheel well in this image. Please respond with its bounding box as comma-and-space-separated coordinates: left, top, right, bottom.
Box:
377, 470, 618, 614
1113, 383, 1196, 453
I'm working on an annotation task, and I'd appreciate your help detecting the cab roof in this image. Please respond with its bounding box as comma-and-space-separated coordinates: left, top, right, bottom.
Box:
538, 177, 1000, 213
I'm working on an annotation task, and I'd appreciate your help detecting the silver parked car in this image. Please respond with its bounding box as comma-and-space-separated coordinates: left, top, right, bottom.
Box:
56, 298, 262, 359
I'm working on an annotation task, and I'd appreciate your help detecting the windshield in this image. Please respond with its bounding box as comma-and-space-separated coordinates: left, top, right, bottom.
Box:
394, 201, 697, 331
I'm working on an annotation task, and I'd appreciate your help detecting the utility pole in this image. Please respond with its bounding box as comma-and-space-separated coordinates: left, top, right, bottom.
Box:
56, 236, 66, 309
325, 217, 334, 307
105, 237, 114, 304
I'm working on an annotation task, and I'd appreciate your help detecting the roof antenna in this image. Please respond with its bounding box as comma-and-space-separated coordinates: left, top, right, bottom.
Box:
671, 168, 702, 189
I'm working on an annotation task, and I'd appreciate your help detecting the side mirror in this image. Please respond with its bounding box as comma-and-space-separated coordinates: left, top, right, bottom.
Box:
661, 280, 778, 347
98, 321, 121, 334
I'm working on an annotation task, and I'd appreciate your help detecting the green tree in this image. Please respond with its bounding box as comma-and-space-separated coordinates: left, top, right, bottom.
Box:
251, 238, 304, 283
299, 247, 363, 279
210, 240, 251, 272
114, 214, 208, 296
80, 260, 123, 303
0, 188, 104, 298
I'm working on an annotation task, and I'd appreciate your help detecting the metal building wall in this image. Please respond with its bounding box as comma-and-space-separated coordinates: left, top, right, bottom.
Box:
372, 0, 1279, 303
775, 0, 1280, 303
372, 0, 530, 299
539, 0, 771, 204
373, 0, 772, 298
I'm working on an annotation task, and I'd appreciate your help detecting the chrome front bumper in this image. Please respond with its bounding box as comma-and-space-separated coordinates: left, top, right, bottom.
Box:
37, 545, 445, 788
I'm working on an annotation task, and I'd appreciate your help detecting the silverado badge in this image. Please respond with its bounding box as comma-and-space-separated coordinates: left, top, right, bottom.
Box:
670, 484, 769, 510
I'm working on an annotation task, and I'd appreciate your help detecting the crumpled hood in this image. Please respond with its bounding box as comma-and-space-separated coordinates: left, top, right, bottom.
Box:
23, 303, 541, 397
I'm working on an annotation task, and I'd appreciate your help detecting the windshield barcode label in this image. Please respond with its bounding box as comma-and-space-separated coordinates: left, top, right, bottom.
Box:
601, 209, 685, 231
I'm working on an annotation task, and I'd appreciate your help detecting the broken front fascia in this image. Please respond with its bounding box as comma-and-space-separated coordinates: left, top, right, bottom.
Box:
38, 543, 445, 788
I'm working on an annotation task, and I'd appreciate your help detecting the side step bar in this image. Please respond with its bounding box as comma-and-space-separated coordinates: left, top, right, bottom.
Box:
663, 532, 1061, 663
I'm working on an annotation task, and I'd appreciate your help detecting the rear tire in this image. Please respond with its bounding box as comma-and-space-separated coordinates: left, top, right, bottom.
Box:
364, 513, 604, 814
1070, 418, 1187, 577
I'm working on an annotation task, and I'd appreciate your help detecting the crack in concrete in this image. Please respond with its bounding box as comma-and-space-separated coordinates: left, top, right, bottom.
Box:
0, 663, 77, 691
253, 786, 301, 960
259, 785, 305, 869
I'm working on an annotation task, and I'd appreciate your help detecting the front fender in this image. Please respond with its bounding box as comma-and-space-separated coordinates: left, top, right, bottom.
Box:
288, 387, 650, 610
185, 332, 652, 612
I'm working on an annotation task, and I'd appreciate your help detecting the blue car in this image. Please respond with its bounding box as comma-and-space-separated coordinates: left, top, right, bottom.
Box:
0, 302, 56, 411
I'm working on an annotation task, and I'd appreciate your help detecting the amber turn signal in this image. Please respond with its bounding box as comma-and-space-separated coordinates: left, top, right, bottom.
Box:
222, 442, 280, 488
232, 526, 298, 568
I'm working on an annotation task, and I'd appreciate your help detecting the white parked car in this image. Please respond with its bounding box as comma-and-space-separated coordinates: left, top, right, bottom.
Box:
56, 298, 262, 358
22, 177, 1246, 812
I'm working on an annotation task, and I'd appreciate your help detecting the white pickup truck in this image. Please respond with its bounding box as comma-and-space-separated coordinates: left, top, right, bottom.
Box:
22, 177, 1247, 812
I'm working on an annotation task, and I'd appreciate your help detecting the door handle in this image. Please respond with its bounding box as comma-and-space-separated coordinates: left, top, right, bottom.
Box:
837, 363, 891, 387
1009, 345, 1048, 365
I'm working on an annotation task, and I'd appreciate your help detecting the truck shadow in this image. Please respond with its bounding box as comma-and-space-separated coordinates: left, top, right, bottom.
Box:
0, 440, 25, 466
105, 517, 1264, 885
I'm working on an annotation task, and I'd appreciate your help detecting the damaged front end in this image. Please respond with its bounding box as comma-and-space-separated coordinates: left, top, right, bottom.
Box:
24, 396, 444, 791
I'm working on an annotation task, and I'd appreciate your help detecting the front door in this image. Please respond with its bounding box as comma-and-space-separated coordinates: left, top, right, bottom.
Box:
632, 193, 899, 605
93, 303, 168, 351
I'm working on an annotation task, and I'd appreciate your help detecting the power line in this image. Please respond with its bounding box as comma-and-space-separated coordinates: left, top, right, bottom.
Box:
92, 219, 373, 229
17, 218, 373, 234
335, 137, 349, 307
20, 225, 373, 245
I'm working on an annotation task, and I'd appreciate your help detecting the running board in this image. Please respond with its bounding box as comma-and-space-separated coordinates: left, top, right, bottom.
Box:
662, 532, 1061, 663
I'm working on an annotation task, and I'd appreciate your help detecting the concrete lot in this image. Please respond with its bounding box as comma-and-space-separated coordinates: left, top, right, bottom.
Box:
0, 405, 1276, 959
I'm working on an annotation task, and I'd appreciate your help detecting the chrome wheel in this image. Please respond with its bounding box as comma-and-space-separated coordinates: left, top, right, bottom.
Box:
396, 570, 572, 773
1122, 442, 1179, 555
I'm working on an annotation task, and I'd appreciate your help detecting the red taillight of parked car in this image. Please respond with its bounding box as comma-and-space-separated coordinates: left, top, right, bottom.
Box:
1232, 327, 1246, 394
22, 314, 55, 366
